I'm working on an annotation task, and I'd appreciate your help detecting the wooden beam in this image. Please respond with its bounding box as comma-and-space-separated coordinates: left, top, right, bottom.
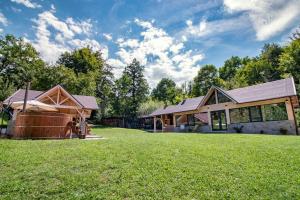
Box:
47, 96, 56, 104
59, 97, 69, 105
57, 88, 60, 104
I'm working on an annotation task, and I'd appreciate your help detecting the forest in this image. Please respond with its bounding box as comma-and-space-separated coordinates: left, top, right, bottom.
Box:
0, 29, 300, 122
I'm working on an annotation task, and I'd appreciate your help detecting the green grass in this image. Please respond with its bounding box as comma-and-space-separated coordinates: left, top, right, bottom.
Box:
0, 128, 300, 199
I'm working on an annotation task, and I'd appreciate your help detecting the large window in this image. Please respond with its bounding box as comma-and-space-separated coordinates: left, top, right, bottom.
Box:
217, 91, 231, 103
205, 92, 216, 105
263, 103, 288, 121
187, 114, 195, 126
230, 107, 250, 123
249, 106, 263, 122
230, 106, 262, 123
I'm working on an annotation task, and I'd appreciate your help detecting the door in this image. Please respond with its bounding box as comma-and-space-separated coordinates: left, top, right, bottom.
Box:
211, 110, 227, 131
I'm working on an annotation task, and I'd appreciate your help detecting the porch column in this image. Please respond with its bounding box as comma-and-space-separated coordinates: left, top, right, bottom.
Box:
207, 111, 211, 125
285, 99, 295, 121
154, 116, 156, 132
225, 108, 230, 125
173, 114, 176, 128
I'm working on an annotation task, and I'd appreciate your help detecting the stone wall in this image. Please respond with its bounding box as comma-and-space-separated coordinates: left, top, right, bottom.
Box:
228, 120, 297, 135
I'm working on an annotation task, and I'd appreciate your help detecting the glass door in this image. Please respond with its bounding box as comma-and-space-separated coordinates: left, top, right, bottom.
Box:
211, 110, 227, 131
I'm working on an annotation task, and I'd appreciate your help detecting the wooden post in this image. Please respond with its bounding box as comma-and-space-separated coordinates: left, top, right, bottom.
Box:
154, 116, 156, 132
22, 82, 31, 112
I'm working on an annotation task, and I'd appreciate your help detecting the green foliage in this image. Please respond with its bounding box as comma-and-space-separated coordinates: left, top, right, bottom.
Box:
57, 47, 104, 74
0, 128, 300, 199
138, 99, 165, 116
112, 59, 149, 118
152, 78, 177, 105
192, 64, 221, 96
0, 34, 45, 100
280, 39, 300, 84
233, 44, 284, 87
219, 56, 243, 81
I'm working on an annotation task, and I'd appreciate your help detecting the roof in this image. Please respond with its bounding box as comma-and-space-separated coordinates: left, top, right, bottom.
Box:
4, 89, 99, 110
226, 77, 297, 103
150, 77, 297, 116
151, 96, 204, 116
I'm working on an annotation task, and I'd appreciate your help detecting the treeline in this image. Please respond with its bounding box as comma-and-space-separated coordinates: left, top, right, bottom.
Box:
150, 34, 300, 107
1, 30, 300, 122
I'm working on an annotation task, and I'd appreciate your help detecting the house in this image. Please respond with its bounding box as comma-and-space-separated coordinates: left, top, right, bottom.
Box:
150, 77, 299, 135
3, 85, 99, 139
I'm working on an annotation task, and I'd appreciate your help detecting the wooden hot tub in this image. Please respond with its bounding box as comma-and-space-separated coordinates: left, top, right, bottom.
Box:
12, 112, 73, 139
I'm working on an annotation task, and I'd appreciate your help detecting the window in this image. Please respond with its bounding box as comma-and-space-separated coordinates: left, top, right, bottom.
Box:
263, 103, 288, 121
187, 114, 195, 126
230, 107, 250, 123
217, 91, 231, 103
205, 92, 216, 105
249, 106, 262, 122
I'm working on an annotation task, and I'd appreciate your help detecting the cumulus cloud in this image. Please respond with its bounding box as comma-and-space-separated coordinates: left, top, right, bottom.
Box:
108, 19, 204, 87
223, 0, 300, 40
0, 12, 8, 26
11, 0, 41, 9
30, 10, 108, 63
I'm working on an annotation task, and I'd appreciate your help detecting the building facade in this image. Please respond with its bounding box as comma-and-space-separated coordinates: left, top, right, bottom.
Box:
150, 78, 299, 135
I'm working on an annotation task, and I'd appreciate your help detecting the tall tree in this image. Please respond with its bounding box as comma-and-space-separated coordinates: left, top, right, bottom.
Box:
152, 78, 177, 106
280, 39, 300, 84
56, 47, 105, 96
192, 64, 220, 96
96, 63, 114, 119
0, 34, 45, 101
57, 47, 104, 74
233, 43, 284, 87
219, 56, 243, 81
112, 59, 149, 118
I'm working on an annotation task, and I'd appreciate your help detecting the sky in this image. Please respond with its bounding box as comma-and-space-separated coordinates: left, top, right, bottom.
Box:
0, 0, 300, 88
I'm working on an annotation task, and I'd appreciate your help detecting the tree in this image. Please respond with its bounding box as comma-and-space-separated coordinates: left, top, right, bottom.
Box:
56, 47, 106, 96
219, 56, 242, 81
112, 59, 149, 119
192, 64, 220, 96
96, 63, 114, 119
152, 78, 177, 105
0, 34, 45, 101
138, 99, 164, 117
233, 44, 284, 87
280, 39, 300, 85
57, 47, 104, 74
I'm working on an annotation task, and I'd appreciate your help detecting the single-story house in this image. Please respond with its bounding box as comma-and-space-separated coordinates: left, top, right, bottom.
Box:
150, 77, 299, 135
3, 85, 99, 139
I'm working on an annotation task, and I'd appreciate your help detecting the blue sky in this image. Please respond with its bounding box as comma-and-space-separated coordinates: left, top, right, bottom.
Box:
0, 0, 300, 87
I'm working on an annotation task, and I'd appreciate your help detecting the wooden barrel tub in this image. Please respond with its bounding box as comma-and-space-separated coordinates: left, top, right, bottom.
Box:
12, 112, 73, 139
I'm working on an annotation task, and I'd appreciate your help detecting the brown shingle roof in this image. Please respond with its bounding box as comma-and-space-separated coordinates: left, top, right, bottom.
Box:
227, 77, 296, 103
150, 77, 297, 116
4, 89, 99, 110
150, 96, 204, 116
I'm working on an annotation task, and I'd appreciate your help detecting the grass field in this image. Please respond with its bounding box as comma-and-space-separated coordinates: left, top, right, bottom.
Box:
0, 128, 300, 199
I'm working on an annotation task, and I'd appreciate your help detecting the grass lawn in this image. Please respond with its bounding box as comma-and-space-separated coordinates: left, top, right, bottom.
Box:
0, 128, 300, 199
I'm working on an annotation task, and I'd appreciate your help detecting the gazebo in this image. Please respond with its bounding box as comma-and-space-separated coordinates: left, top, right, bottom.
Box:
3, 85, 99, 139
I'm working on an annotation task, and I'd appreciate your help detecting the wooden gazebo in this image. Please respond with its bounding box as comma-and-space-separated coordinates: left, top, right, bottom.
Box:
3, 85, 99, 139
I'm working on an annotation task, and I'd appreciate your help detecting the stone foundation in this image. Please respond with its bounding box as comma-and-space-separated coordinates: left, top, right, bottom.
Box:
228, 120, 297, 135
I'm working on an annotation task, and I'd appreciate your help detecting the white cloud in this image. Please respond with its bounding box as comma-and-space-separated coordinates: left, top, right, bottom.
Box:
11, 0, 41, 9
181, 15, 249, 39
30, 10, 108, 63
0, 12, 8, 26
223, 0, 300, 40
108, 19, 204, 88
0, 28, 3, 33
103, 33, 112, 41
